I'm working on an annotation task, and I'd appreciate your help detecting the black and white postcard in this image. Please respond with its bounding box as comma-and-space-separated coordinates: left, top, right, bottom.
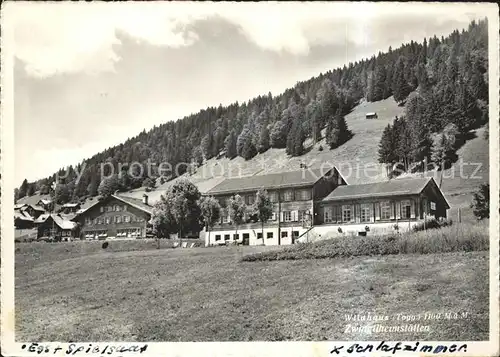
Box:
1, 2, 499, 357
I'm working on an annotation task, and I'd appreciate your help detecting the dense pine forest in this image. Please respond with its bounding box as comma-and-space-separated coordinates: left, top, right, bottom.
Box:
16, 19, 489, 204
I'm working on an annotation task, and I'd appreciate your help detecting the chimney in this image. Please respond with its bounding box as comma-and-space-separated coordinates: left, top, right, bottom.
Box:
143, 194, 149, 206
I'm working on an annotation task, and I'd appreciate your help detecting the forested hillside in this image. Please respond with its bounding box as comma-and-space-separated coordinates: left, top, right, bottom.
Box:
16, 19, 489, 205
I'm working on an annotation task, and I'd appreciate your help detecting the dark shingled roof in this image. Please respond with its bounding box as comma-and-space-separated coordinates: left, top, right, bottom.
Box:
323, 177, 449, 208
113, 195, 153, 214
206, 168, 333, 195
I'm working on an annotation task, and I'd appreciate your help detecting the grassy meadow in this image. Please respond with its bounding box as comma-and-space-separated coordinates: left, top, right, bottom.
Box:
242, 221, 489, 262
15, 224, 489, 342
13, 96, 490, 342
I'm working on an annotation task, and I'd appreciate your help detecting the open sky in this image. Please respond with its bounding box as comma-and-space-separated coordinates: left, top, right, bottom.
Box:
8, 2, 489, 184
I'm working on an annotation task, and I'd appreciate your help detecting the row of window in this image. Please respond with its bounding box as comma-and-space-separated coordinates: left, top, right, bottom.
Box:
100, 205, 128, 213
323, 200, 414, 224
85, 215, 145, 225
220, 210, 310, 224
85, 230, 108, 238
41, 228, 71, 237
214, 231, 300, 241
226, 189, 312, 206
84, 228, 142, 238
116, 228, 142, 237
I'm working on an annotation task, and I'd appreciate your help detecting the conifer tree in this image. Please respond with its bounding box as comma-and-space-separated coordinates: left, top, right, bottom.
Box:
469, 59, 488, 101
257, 124, 270, 153
431, 133, 447, 172
326, 110, 352, 149
471, 183, 489, 220
18, 179, 28, 199
237, 125, 257, 160
392, 57, 411, 103
378, 124, 397, 176
97, 174, 120, 197
286, 118, 305, 156
306, 100, 322, 143
455, 79, 480, 133
224, 130, 238, 159
269, 120, 287, 148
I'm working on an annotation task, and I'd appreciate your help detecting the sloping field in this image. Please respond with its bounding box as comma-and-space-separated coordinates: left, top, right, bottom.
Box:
193, 96, 404, 185
15, 243, 488, 341
122, 97, 404, 204
403, 126, 489, 223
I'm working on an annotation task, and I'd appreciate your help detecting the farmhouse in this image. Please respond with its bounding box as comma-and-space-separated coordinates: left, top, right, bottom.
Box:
366, 112, 378, 119
203, 168, 347, 246
35, 213, 79, 239
58, 202, 81, 214
14, 211, 35, 229
313, 177, 450, 237
72, 194, 152, 240
14, 203, 45, 220
36, 199, 53, 211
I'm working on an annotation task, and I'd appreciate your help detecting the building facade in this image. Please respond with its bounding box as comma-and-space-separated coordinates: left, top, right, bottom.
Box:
204, 172, 450, 246
14, 211, 35, 230
72, 194, 152, 240
35, 214, 78, 239
14, 203, 45, 220
203, 168, 346, 246
311, 177, 450, 238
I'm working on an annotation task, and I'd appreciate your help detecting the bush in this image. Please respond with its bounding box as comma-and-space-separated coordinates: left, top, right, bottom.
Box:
241, 222, 488, 262
471, 183, 489, 220
412, 217, 453, 232
102, 242, 109, 249
318, 145, 324, 151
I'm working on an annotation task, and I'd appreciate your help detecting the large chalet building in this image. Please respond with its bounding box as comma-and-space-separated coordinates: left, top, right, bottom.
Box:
202, 169, 450, 246
313, 177, 450, 239
72, 194, 152, 240
204, 168, 346, 246
14, 203, 46, 230
14, 167, 450, 245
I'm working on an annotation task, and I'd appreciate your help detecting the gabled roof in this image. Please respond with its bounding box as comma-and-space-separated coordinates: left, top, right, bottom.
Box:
30, 205, 46, 212
113, 195, 153, 214
206, 168, 334, 195
15, 203, 45, 212
71, 194, 153, 220
38, 199, 52, 205
34, 213, 51, 223
34, 214, 77, 230
322, 177, 450, 209
61, 203, 80, 208
14, 211, 34, 222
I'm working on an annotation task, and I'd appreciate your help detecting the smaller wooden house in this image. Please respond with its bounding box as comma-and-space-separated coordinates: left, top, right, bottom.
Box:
365, 112, 378, 119
14, 211, 35, 229
59, 202, 81, 214
34, 213, 79, 239
314, 177, 450, 237
15, 203, 45, 219
72, 194, 153, 240
37, 199, 53, 211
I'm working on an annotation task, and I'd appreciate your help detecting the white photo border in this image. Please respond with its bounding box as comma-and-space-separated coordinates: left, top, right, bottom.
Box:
1, 2, 499, 356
